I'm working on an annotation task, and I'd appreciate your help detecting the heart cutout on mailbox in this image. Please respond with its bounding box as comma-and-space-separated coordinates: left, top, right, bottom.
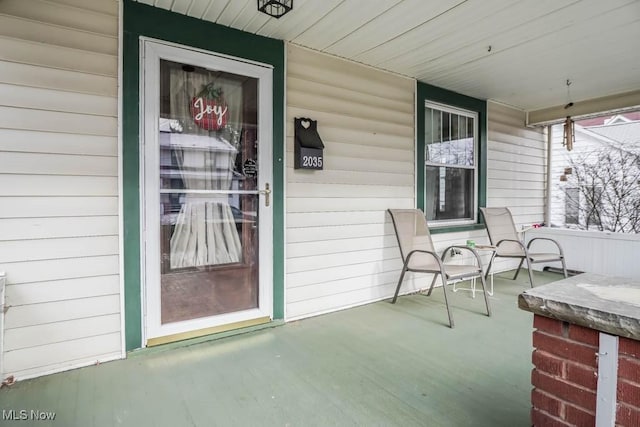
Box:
301, 120, 310, 129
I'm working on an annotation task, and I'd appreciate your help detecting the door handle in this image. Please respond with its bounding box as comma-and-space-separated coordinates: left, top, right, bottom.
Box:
259, 183, 271, 207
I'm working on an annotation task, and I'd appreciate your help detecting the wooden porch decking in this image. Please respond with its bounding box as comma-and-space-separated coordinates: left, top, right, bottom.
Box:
0, 271, 563, 426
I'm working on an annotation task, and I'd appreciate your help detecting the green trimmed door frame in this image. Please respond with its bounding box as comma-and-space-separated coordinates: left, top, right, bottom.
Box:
416, 81, 487, 234
122, 0, 285, 351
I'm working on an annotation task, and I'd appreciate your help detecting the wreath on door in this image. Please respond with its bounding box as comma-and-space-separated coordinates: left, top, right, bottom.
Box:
190, 83, 229, 131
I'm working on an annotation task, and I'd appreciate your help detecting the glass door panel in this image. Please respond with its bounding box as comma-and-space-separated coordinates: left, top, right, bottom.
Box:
158, 59, 259, 324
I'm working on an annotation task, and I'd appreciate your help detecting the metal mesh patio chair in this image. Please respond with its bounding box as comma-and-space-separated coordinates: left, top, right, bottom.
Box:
479, 207, 568, 287
387, 209, 491, 328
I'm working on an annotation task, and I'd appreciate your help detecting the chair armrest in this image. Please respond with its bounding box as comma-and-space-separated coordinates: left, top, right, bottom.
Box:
495, 238, 526, 249
527, 237, 565, 256
494, 238, 528, 256
405, 249, 444, 270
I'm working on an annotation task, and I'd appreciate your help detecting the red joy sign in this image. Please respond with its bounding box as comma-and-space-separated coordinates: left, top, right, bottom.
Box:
190, 96, 228, 131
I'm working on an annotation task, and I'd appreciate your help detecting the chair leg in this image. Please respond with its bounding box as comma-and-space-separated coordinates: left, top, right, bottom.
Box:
478, 274, 492, 317
561, 258, 568, 278
427, 274, 439, 296
391, 267, 408, 304
440, 275, 454, 328
485, 253, 496, 281
525, 258, 535, 287
513, 258, 525, 280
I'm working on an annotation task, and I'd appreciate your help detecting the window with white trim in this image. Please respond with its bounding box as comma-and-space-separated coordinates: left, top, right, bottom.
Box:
424, 102, 478, 225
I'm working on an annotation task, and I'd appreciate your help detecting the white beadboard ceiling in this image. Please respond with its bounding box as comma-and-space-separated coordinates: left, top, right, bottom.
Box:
136, 0, 640, 112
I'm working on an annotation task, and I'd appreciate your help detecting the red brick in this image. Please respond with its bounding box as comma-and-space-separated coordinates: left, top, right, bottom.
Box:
618, 356, 640, 384
616, 403, 640, 427
534, 315, 565, 336
565, 361, 597, 390
531, 408, 571, 427
567, 324, 599, 347
619, 337, 640, 358
564, 404, 595, 426
618, 379, 640, 407
532, 370, 597, 412
533, 331, 598, 368
533, 350, 565, 377
532, 388, 564, 417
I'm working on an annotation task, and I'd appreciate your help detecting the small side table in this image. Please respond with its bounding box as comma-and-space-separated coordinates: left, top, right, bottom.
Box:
453, 244, 496, 298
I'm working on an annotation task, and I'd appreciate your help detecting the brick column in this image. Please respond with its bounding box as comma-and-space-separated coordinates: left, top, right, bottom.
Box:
519, 274, 640, 427
616, 337, 640, 426
531, 315, 598, 426
531, 315, 640, 426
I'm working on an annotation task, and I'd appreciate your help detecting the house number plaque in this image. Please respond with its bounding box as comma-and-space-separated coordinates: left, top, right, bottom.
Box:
298, 147, 323, 169
294, 117, 325, 170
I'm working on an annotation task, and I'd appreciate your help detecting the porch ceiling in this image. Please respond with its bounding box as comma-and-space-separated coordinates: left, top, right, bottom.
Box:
135, 0, 640, 113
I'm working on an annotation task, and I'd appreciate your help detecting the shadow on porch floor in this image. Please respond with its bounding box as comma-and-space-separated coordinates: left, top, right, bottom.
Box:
0, 270, 564, 426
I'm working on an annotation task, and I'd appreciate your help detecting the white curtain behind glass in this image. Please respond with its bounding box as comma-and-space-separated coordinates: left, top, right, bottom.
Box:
167, 65, 243, 269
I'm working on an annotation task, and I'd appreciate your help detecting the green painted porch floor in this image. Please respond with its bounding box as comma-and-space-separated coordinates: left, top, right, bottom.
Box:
1, 270, 563, 427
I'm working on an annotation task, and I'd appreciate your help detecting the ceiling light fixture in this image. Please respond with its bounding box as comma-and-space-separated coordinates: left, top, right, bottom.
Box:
257, 0, 293, 18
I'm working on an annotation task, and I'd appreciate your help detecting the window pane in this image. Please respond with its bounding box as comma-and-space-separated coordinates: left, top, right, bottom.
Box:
451, 113, 459, 141
425, 166, 474, 221
459, 116, 468, 139
442, 112, 451, 142
427, 141, 446, 164
433, 110, 442, 144
427, 109, 446, 163
565, 187, 579, 224
425, 108, 434, 162
466, 116, 475, 166
426, 110, 475, 167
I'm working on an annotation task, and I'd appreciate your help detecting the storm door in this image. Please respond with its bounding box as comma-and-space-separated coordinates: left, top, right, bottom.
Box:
141, 40, 273, 344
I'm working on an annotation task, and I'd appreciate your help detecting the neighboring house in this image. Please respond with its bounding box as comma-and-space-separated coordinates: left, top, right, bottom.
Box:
550, 115, 640, 232
0, 0, 637, 382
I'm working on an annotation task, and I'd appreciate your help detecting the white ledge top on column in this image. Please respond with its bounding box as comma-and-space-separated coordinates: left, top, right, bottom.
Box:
518, 273, 640, 341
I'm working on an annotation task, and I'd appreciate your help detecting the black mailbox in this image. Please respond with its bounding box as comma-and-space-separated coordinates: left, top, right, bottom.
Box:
294, 117, 324, 170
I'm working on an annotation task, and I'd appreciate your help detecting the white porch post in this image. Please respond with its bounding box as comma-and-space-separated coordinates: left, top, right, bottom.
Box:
596, 332, 619, 427
545, 125, 553, 226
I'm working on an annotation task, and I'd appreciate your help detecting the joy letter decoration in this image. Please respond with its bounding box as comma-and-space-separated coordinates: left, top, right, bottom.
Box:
190, 83, 228, 131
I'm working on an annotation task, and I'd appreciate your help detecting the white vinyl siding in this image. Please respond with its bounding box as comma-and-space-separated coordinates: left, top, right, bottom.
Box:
0, 0, 120, 380
285, 45, 415, 320
284, 49, 549, 320
486, 101, 547, 272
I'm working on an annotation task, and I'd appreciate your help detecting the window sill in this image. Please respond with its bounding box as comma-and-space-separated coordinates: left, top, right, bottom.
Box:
430, 223, 486, 235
